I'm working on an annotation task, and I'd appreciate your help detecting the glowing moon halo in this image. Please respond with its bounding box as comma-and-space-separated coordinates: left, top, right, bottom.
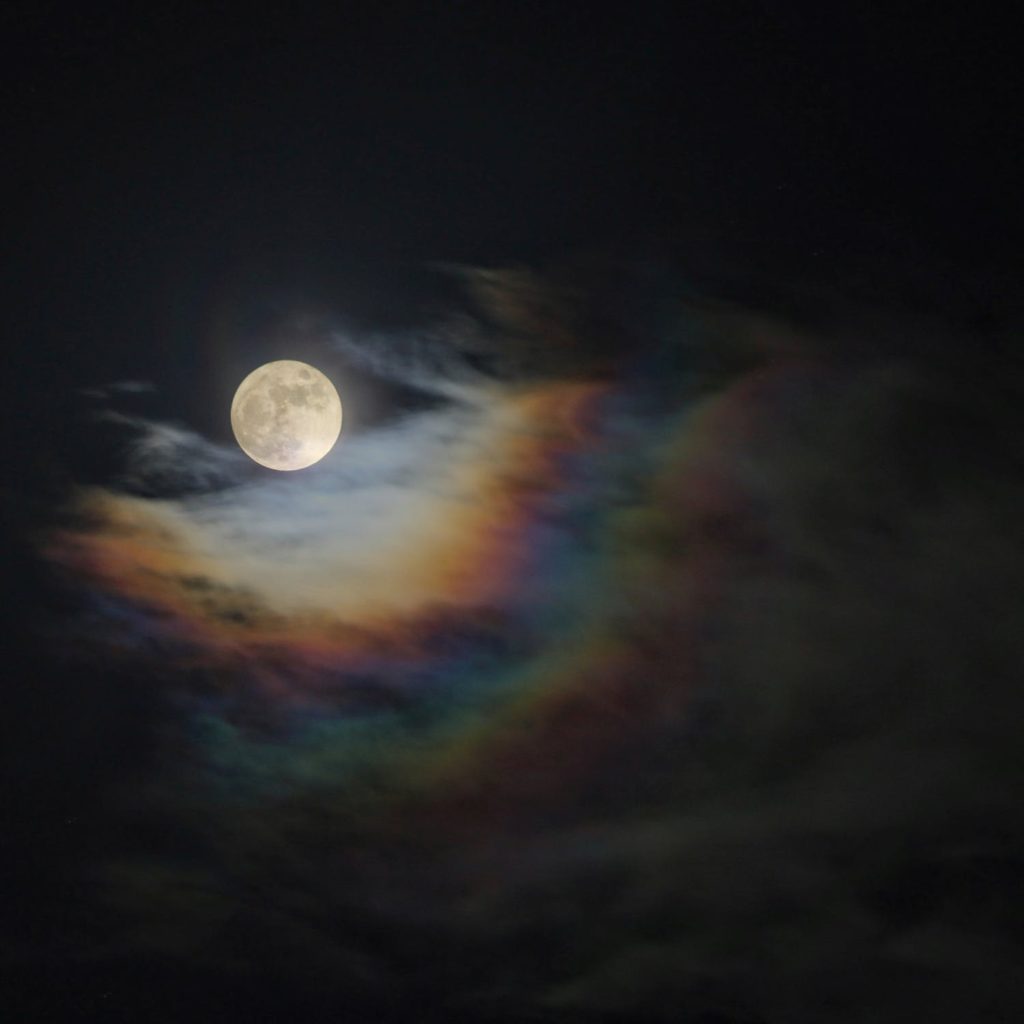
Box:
230, 360, 342, 470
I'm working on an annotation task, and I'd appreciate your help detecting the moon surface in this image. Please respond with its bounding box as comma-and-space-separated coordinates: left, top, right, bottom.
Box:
230, 360, 342, 470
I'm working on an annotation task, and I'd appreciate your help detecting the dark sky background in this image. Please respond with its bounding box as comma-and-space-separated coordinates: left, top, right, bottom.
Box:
3, 4, 1023, 1023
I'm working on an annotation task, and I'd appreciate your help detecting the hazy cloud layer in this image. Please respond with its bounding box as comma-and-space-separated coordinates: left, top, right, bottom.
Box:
40, 271, 1024, 1022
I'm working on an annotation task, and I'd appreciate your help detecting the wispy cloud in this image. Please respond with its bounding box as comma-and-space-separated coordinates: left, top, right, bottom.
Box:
79, 378, 157, 400
97, 411, 249, 494
328, 321, 502, 403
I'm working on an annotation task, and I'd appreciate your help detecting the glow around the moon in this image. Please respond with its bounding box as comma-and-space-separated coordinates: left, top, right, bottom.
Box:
230, 360, 342, 470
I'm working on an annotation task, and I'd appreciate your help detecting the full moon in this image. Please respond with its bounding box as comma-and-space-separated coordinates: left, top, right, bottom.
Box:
230, 360, 342, 471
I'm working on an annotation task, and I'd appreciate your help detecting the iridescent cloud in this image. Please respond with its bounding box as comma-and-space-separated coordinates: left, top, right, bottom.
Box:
41, 273, 1024, 1021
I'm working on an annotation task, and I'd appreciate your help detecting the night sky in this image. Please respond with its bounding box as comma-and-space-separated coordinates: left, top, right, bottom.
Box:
3, 5, 1024, 1023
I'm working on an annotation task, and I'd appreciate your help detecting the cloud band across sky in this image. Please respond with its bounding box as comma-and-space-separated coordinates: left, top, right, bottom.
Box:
40, 273, 1024, 1021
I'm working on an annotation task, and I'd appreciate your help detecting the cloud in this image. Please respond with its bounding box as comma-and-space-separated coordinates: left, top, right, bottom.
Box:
96, 411, 249, 495
40, 273, 1024, 1021
79, 378, 157, 400
328, 319, 505, 402
74, 377, 597, 627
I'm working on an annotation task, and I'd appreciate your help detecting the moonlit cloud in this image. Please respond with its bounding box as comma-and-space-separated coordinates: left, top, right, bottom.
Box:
328, 321, 504, 402
97, 410, 249, 494
43, 273, 1024, 1022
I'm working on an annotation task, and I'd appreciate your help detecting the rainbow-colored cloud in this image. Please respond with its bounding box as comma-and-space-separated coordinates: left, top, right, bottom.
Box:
41, 275, 1024, 1021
